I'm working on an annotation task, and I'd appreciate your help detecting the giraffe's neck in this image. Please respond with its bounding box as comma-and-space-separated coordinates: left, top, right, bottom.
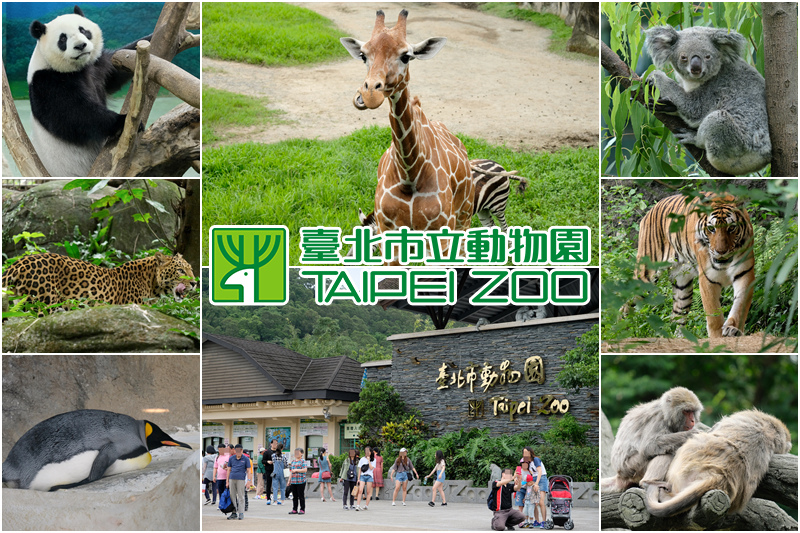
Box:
388, 84, 427, 187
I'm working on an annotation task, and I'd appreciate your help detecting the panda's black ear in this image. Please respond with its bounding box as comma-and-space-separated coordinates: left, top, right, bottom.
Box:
30, 21, 46, 40
74, 5, 85, 17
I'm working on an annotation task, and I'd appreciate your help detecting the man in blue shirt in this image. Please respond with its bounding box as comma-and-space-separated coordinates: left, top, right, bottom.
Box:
226, 444, 252, 520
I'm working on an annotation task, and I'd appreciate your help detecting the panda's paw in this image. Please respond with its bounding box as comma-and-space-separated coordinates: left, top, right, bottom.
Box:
114, 114, 127, 136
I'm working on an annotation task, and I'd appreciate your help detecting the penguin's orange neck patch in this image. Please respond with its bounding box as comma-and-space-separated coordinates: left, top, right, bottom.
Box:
145, 422, 153, 438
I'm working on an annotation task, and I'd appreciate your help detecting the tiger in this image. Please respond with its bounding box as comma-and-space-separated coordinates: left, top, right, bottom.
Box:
629, 191, 755, 338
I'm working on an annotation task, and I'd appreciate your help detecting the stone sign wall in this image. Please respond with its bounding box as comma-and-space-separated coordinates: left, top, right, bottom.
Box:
381, 315, 598, 444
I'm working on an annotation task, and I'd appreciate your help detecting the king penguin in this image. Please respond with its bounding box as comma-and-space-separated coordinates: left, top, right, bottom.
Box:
2, 409, 192, 491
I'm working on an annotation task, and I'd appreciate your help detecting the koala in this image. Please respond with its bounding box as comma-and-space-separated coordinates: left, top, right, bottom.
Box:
645, 26, 771, 175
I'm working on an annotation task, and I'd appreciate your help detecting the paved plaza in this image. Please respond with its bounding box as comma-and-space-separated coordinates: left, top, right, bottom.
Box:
202, 493, 599, 531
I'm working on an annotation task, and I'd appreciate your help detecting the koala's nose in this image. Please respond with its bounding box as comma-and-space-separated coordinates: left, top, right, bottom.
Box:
74, 42, 87, 51
689, 56, 703, 75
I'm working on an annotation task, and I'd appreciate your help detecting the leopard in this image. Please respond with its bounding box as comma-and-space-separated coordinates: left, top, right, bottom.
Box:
2, 252, 195, 312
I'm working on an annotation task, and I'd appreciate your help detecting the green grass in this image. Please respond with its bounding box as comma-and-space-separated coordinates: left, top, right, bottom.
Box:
203, 3, 350, 66
202, 125, 599, 266
202, 85, 288, 143
479, 3, 593, 62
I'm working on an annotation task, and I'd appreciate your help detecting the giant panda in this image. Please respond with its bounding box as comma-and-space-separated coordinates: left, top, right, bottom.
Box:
27, 5, 147, 177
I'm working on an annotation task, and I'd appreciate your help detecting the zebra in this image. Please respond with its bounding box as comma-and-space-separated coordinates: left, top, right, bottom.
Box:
357, 159, 528, 233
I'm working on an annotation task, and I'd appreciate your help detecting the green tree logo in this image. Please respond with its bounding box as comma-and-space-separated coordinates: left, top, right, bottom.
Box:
210, 226, 288, 305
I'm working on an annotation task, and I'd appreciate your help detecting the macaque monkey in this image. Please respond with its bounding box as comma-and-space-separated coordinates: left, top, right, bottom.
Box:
602, 387, 705, 493
643, 409, 791, 516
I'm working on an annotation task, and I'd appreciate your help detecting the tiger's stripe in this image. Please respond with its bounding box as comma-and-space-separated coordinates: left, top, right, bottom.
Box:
634, 192, 755, 338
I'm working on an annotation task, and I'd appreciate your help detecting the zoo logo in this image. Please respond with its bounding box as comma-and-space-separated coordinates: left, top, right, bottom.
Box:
210, 226, 288, 305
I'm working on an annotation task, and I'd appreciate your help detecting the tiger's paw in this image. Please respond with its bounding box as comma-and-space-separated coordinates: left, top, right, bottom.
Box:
722, 324, 743, 337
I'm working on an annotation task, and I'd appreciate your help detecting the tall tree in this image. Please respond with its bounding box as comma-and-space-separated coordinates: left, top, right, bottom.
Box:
762, 2, 798, 177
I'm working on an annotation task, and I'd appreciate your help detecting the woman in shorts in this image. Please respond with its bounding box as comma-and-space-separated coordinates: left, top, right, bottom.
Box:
354, 445, 376, 510
390, 447, 419, 506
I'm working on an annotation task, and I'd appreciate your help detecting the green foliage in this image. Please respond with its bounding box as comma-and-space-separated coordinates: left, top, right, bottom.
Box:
3, 3, 199, 99
202, 86, 287, 143
52, 225, 129, 268
63, 179, 174, 252
602, 180, 798, 345
380, 415, 431, 452
542, 413, 589, 446
601, 2, 767, 176
202, 269, 442, 361
403, 427, 597, 486
601, 354, 798, 455
329, 452, 345, 481
202, 3, 349, 66
202, 126, 599, 265
556, 324, 599, 391
478, 3, 592, 62
347, 381, 418, 445
10, 232, 47, 255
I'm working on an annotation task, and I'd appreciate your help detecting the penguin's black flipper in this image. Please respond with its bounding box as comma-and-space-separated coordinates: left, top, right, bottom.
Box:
49, 442, 118, 491
87, 442, 117, 483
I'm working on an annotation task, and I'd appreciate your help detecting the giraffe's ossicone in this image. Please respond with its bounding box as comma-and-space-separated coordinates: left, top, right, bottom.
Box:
341, 10, 475, 260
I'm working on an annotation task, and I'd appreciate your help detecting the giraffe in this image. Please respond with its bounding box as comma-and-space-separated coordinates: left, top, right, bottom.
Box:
357, 159, 529, 234
340, 10, 475, 247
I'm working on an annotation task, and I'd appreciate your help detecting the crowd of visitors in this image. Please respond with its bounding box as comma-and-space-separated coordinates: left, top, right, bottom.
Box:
202, 444, 551, 529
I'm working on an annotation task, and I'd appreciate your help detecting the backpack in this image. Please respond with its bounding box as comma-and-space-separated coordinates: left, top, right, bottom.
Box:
218, 488, 235, 514
487, 481, 503, 511
347, 462, 357, 480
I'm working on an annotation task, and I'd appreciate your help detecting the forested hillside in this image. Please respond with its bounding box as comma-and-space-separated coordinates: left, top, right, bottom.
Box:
202, 270, 460, 361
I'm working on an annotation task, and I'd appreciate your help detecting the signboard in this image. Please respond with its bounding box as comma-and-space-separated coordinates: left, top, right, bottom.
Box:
437, 357, 570, 422
343, 423, 361, 439
266, 427, 291, 450
299, 418, 328, 437
202, 422, 225, 438
232, 421, 257, 437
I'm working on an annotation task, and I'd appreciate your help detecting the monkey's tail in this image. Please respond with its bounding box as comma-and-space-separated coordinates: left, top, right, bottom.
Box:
646, 479, 715, 517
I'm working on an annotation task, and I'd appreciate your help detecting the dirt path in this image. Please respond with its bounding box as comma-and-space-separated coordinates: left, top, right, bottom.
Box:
203, 3, 599, 152
602, 334, 794, 353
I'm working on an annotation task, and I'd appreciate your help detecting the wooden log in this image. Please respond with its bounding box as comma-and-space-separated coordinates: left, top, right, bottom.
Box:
127, 104, 199, 177
111, 49, 200, 109
108, 40, 150, 176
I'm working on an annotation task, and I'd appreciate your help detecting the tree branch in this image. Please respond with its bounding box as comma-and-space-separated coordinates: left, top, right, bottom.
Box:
88, 3, 197, 177
1, 60, 49, 177
127, 104, 200, 177
111, 48, 200, 108
601, 454, 798, 530
601, 41, 732, 177
109, 41, 150, 177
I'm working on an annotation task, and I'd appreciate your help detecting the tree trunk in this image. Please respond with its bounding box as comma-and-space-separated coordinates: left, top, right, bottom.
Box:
762, 2, 798, 177
567, 3, 599, 56
175, 179, 201, 275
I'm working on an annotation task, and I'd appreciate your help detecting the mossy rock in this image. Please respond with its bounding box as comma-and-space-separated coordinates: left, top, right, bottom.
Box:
2, 305, 199, 353
2, 181, 113, 255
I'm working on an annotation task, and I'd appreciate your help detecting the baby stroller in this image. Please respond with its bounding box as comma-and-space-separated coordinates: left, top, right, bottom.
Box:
544, 475, 573, 530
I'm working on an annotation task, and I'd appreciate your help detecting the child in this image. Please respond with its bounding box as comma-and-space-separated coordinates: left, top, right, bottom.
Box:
522, 476, 540, 528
